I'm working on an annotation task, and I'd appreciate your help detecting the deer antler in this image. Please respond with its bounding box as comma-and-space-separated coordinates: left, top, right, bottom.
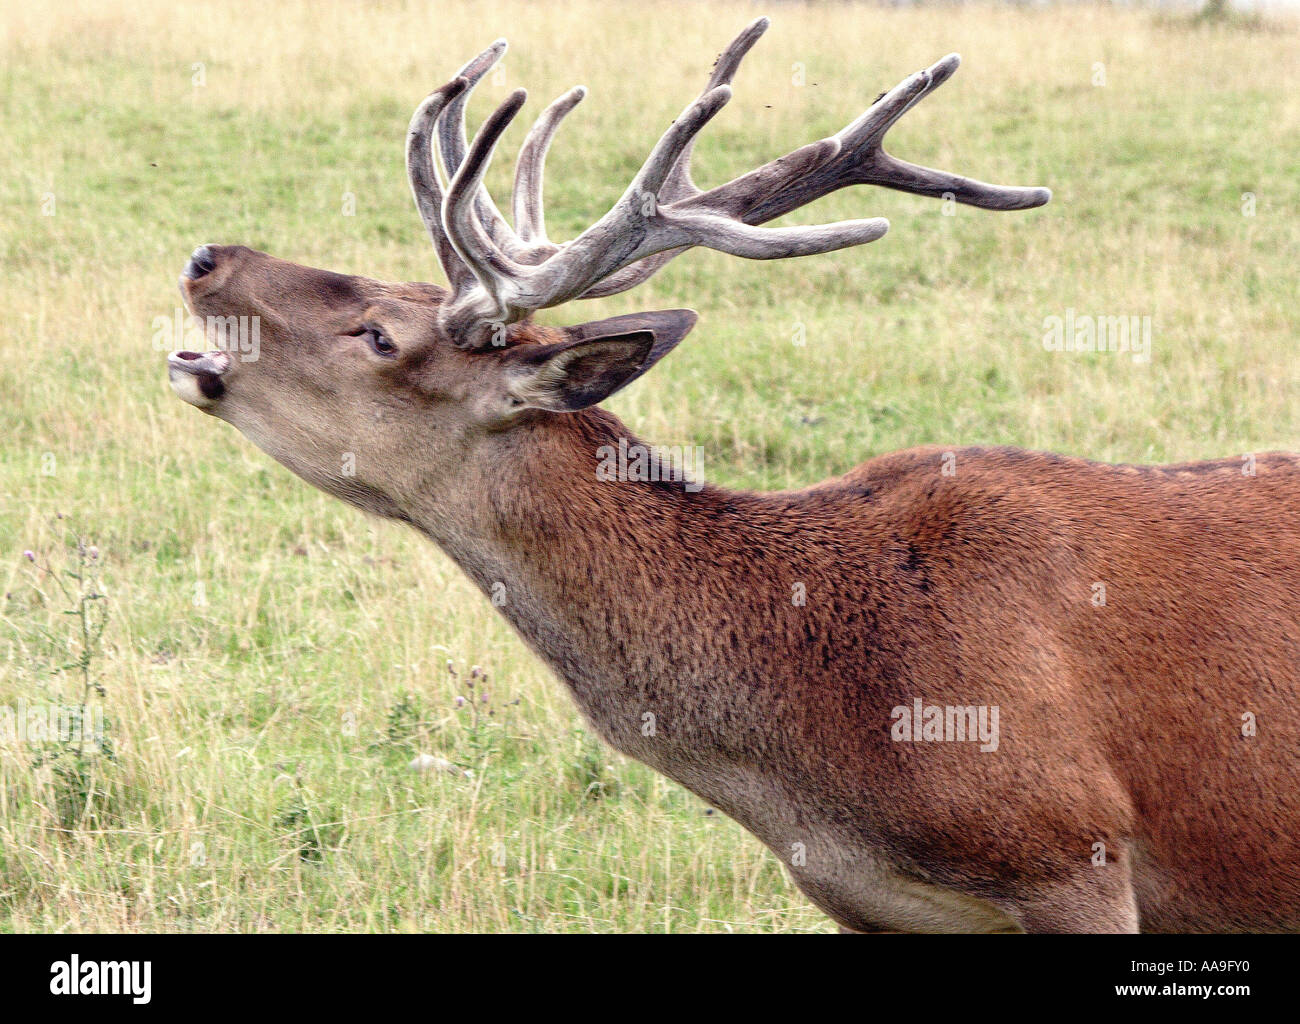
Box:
410, 18, 1051, 349
406, 76, 475, 296
511, 85, 587, 250
579, 21, 1051, 299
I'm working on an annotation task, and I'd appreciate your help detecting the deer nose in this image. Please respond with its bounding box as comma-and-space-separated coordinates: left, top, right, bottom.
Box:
182, 245, 218, 280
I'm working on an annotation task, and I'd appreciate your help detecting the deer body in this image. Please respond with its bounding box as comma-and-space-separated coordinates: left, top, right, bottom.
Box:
166, 19, 1298, 930
408, 409, 1300, 932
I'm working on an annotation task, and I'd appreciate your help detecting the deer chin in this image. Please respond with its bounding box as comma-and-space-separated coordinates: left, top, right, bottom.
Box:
168, 350, 231, 409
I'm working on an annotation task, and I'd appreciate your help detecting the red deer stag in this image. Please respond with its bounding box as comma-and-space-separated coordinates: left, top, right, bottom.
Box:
167, 18, 1299, 932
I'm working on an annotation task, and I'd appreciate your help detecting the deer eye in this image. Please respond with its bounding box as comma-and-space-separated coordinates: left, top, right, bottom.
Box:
349, 324, 397, 357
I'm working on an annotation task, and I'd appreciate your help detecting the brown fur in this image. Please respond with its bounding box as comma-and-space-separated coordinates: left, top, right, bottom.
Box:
171, 246, 1300, 932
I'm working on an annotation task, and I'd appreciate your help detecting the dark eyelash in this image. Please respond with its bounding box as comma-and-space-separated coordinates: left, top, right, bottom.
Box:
344, 323, 396, 356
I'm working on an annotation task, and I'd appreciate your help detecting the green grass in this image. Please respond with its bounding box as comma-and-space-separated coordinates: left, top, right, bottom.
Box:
1, 0, 1297, 931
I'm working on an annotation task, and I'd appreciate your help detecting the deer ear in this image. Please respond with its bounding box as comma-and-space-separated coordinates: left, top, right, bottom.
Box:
506, 309, 698, 412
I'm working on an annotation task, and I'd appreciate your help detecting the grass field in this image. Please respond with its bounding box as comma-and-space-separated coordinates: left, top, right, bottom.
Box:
1, 0, 1297, 932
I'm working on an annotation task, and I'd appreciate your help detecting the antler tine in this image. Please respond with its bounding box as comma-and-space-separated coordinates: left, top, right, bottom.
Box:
628, 86, 733, 200
669, 209, 889, 259
438, 39, 508, 170
842, 56, 1051, 208
443, 87, 530, 304
718, 53, 1052, 225
407, 76, 477, 295
513, 86, 587, 247
436, 40, 543, 259
834, 55, 958, 157
578, 17, 770, 299
659, 16, 770, 204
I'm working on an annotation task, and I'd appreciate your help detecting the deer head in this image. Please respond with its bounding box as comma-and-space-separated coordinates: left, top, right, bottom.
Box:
168, 18, 1049, 528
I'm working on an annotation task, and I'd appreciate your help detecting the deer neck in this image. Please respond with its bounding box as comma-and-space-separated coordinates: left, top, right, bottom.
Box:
406, 408, 752, 760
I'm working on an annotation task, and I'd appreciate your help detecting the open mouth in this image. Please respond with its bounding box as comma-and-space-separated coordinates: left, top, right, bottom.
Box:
168, 349, 231, 408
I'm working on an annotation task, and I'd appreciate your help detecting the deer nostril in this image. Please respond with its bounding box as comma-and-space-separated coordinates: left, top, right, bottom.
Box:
175, 350, 203, 360
182, 245, 217, 280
